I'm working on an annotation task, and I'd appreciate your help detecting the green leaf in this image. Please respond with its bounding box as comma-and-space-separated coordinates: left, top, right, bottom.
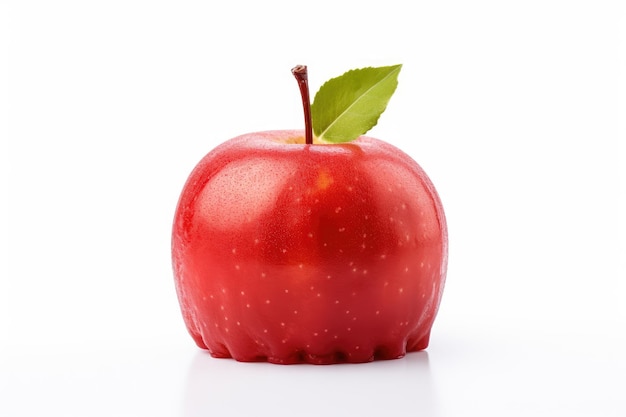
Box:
311, 64, 402, 143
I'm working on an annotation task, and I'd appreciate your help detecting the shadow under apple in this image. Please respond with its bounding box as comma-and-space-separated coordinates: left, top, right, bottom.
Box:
182, 350, 440, 416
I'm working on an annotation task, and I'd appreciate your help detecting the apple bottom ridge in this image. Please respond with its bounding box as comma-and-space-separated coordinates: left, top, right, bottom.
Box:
190, 332, 430, 365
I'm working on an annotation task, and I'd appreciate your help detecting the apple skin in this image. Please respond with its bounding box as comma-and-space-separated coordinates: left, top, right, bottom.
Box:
172, 130, 448, 364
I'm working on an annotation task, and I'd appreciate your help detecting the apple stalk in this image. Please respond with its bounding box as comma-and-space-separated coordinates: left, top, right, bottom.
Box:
291, 65, 313, 145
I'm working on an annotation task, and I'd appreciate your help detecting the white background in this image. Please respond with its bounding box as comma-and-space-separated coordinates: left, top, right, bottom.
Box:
2, 1, 625, 416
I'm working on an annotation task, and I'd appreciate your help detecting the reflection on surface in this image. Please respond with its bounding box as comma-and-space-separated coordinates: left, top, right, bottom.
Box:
183, 350, 440, 416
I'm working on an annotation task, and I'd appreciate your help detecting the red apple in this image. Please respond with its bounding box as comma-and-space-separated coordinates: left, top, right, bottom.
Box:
172, 65, 448, 364
172, 128, 447, 364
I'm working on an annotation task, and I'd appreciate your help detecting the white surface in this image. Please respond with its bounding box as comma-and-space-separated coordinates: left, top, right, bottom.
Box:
2, 1, 625, 416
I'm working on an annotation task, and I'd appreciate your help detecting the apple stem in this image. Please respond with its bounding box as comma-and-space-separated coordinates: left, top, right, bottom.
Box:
292, 65, 313, 145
